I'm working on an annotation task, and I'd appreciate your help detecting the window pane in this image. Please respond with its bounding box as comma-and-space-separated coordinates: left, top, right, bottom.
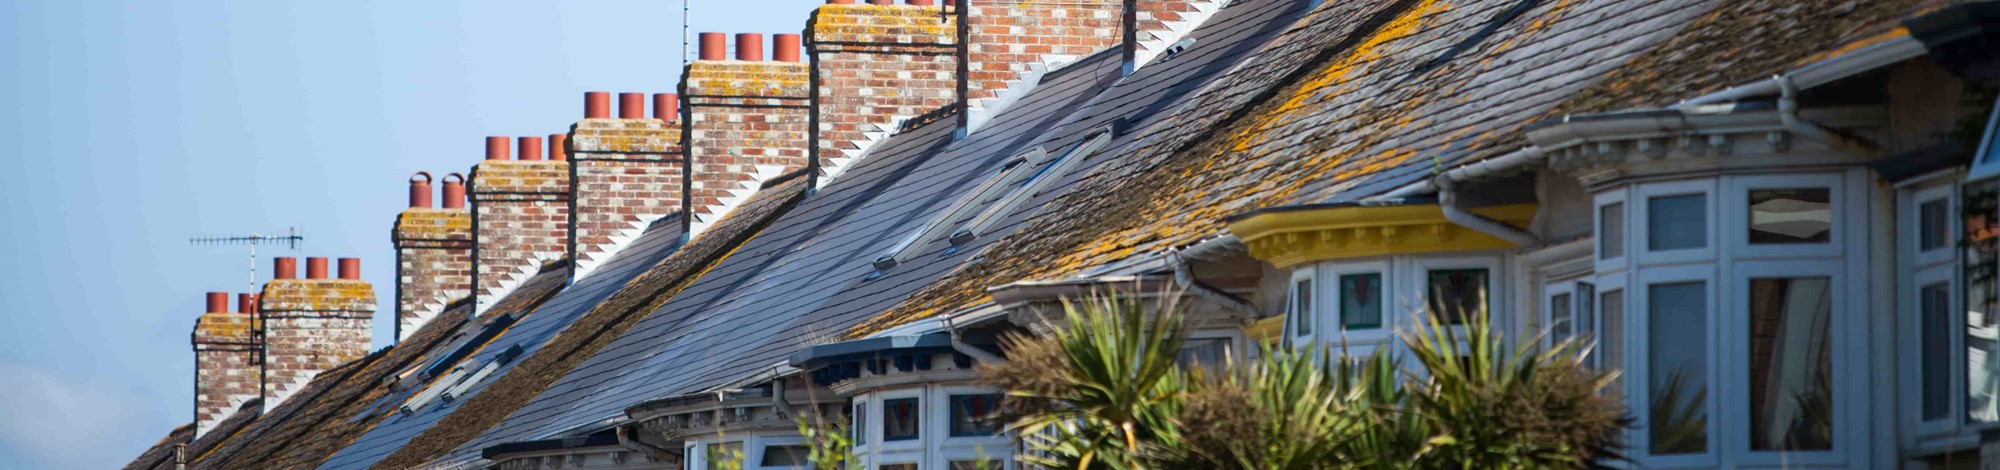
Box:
1747, 277, 1833, 451
706, 442, 744, 470
1577, 283, 1597, 355
854, 402, 866, 442
1924, 282, 1952, 421
1968, 182, 2000, 425
1602, 290, 1624, 380
1178, 338, 1230, 368
1340, 273, 1383, 329
760, 445, 811, 466
1427, 269, 1488, 325
1922, 199, 1950, 252
1749, 188, 1832, 244
950, 394, 1003, 437
1601, 202, 1625, 259
881, 464, 919, 470
949, 460, 1000, 470
1550, 293, 1574, 342
1293, 278, 1313, 336
1649, 194, 1707, 251
1648, 281, 1707, 455
883, 398, 921, 441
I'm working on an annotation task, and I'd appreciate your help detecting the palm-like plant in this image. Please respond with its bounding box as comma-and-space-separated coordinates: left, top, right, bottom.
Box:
1169, 345, 1402, 470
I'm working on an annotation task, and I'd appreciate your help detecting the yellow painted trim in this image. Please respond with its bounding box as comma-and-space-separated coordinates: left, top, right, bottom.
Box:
1244, 315, 1286, 346
1228, 203, 1537, 268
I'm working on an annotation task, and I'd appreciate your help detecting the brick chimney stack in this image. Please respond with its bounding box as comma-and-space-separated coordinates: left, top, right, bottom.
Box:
567, 90, 683, 280
469, 136, 571, 313
808, 1, 960, 182
392, 171, 471, 341
257, 256, 374, 410
683, 32, 812, 235
192, 292, 260, 438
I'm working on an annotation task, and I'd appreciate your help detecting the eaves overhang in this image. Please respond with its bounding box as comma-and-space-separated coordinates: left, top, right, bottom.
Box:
788, 333, 955, 370
480, 432, 621, 461
1226, 202, 1537, 269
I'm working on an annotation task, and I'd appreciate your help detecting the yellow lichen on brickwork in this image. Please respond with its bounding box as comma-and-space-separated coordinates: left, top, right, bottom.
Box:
810, 4, 956, 44
685, 62, 810, 97
572, 120, 682, 154
194, 312, 259, 340
260, 279, 377, 312
471, 160, 569, 192
394, 209, 472, 241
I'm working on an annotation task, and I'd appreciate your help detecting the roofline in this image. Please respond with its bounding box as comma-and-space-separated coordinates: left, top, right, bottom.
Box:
479, 432, 622, 460
788, 332, 956, 368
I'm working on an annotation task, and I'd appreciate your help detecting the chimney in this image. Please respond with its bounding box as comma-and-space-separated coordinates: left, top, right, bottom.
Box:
567, 90, 684, 280
192, 292, 262, 438
469, 136, 570, 313
257, 256, 373, 410
394, 172, 472, 341
807, 1, 960, 183
683, 32, 812, 234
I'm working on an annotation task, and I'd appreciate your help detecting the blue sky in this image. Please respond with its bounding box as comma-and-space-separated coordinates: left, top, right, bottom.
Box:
0, 1, 827, 467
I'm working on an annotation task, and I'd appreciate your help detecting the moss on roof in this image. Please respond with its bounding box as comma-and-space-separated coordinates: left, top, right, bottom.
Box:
370, 172, 809, 469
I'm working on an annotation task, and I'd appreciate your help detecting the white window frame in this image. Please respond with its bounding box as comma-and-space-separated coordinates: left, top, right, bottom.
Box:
1287, 267, 1316, 347
1636, 179, 1719, 266
1724, 260, 1849, 465
1406, 255, 1505, 331
1724, 173, 1845, 260
1185, 329, 1245, 366
1906, 265, 1961, 440
1316, 259, 1393, 357
1593, 271, 1630, 390
1911, 184, 1960, 269
874, 388, 925, 453
853, 393, 874, 454
1631, 263, 1719, 468
1543, 281, 1578, 348
1963, 94, 2000, 183
1596, 189, 1632, 272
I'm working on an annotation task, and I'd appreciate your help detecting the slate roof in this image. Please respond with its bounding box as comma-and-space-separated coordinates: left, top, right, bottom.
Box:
123, 424, 192, 470
317, 215, 688, 469
874, 0, 1946, 331
374, 173, 809, 469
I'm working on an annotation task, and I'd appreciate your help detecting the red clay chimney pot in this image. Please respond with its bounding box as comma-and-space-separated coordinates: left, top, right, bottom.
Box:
867, 0, 892, 5
409, 171, 434, 208
485, 136, 509, 160
653, 93, 679, 121
206, 292, 228, 313
699, 32, 727, 61
619, 92, 644, 119
736, 33, 764, 61
907, 0, 934, 5
442, 173, 466, 209
274, 257, 297, 280
827, 0, 855, 4
306, 257, 329, 280
585, 91, 611, 119
338, 258, 360, 280
774, 34, 801, 62
238, 293, 257, 314
518, 136, 544, 161
548, 134, 568, 161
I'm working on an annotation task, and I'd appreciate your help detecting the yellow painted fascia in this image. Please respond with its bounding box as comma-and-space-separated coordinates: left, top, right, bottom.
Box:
1228, 203, 1537, 268
1244, 315, 1285, 346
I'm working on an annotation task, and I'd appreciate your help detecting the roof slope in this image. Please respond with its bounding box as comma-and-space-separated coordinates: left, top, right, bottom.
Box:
318, 215, 688, 469
373, 174, 809, 469
876, 0, 1938, 329
123, 424, 192, 470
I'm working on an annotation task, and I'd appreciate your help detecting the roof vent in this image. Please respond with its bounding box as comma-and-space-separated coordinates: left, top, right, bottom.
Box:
1156, 38, 1197, 64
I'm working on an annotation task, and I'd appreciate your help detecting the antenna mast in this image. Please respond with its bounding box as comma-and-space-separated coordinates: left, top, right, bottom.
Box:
190, 227, 306, 290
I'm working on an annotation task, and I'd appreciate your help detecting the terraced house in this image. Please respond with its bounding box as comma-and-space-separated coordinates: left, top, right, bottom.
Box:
123, 0, 2000, 468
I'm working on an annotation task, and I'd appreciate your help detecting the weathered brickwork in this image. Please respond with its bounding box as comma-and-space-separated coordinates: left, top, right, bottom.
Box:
393, 208, 472, 340
965, 2, 1120, 101
808, 4, 960, 177
469, 160, 571, 312
257, 279, 374, 410
684, 60, 811, 228
192, 310, 260, 437
568, 119, 683, 279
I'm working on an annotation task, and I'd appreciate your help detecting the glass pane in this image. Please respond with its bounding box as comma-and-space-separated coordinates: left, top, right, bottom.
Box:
1340, 273, 1383, 329
854, 402, 866, 442
1747, 277, 1833, 451
1968, 182, 2000, 425
1550, 293, 1574, 342
950, 461, 1001, 470
1648, 281, 1707, 455
883, 398, 921, 441
950, 394, 1003, 437
1178, 338, 1230, 368
1427, 269, 1488, 325
1749, 188, 1832, 244
880, 465, 919, 470
1649, 194, 1707, 251
1578, 283, 1597, 352
1602, 290, 1625, 380
1293, 278, 1313, 336
1924, 282, 1952, 421
760, 445, 811, 466
1601, 202, 1625, 259
706, 442, 744, 470
1922, 199, 1950, 252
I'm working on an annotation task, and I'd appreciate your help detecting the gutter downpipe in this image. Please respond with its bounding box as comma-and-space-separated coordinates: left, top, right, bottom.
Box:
1776, 74, 1877, 156
1436, 176, 1542, 248
943, 315, 1007, 364
616, 423, 677, 463
1169, 237, 1259, 316
1377, 145, 1547, 200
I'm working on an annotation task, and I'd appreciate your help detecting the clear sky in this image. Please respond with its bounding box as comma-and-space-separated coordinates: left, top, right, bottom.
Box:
0, 1, 828, 467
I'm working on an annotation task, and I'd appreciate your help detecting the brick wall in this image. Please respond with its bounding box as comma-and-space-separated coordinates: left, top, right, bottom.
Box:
569, 118, 683, 279
808, 4, 960, 180
684, 56, 811, 233
393, 208, 471, 340
470, 159, 571, 312
964, 1, 1121, 102
257, 278, 373, 409
192, 298, 260, 438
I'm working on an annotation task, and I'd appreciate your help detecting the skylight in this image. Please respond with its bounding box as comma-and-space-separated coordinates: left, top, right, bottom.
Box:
949, 129, 1114, 247
872, 148, 1049, 272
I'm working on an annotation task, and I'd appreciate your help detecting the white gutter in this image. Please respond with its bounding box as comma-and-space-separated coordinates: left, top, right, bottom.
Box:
1776, 75, 1878, 155
1168, 237, 1259, 316
1376, 145, 1546, 200
1436, 178, 1541, 247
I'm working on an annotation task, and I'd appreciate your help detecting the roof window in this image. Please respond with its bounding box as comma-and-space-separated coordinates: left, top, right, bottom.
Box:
872, 148, 1049, 272
949, 129, 1114, 247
